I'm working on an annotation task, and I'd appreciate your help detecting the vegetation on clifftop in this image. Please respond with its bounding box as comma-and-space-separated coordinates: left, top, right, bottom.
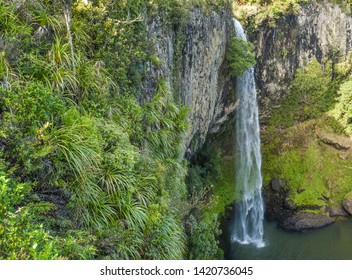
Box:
233, 0, 305, 28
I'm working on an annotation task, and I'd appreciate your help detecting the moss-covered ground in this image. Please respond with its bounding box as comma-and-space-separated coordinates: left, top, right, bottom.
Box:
262, 118, 352, 208
204, 157, 236, 221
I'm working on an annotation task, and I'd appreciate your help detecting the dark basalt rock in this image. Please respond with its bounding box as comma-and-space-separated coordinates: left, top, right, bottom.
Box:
254, 1, 352, 121
34, 187, 71, 205
264, 179, 292, 223
297, 187, 305, 194
329, 205, 350, 217
342, 192, 352, 215
263, 177, 349, 232
270, 178, 287, 192
281, 212, 335, 231
270, 178, 281, 192
284, 198, 297, 210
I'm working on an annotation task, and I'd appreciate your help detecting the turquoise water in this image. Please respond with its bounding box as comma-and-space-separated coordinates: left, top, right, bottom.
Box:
227, 219, 352, 260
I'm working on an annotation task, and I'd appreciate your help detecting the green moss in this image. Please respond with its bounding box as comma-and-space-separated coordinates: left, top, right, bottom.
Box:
301, 209, 325, 215
317, 115, 348, 135
270, 59, 337, 128
263, 145, 327, 207
344, 191, 352, 200
262, 121, 352, 208
329, 79, 352, 135
204, 158, 236, 221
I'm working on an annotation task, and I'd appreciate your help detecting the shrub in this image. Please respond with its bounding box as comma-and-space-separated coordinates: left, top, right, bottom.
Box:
329, 79, 352, 134
270, 59, 337, 127
0, 175, 60, 259
187, 214, 222, 260
227, 37, 256, 77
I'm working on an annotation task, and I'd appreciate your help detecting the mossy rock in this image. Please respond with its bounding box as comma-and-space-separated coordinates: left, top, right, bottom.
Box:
342, 191, 352, 215
281, 212, 335, 231
328, 205, 349, 217
315, 128, 351, 150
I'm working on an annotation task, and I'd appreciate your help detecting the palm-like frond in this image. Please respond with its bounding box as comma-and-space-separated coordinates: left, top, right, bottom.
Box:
43, 109, 102, 185
31, 8, 63, 38
47, 125, 100, 182
117, 195, 146, 229
79, 180, 116, 228
0, 1, 28, 35
49, 36, 71, 66
100, 168, 135, 195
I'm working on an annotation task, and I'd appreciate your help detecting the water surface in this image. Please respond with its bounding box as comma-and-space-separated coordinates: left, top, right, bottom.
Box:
227, 219, 352, 260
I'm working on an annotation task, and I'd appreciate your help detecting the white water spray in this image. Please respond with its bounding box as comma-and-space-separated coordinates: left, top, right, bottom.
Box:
232, 19, 265, 248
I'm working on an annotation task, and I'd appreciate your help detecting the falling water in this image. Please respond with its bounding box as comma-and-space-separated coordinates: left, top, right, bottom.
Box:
232, 18, 265, 248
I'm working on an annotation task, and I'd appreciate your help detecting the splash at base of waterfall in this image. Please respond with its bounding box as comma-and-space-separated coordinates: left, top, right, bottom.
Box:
232, 192, 266, 248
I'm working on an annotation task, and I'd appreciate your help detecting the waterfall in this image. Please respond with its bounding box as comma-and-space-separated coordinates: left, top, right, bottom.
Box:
232, 19, 265, 248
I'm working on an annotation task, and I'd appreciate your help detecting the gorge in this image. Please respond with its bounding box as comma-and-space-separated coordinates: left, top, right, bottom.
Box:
0, 0, 352, 260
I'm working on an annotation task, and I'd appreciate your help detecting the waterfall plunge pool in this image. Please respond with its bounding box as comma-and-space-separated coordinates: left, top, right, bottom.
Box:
227, 18, 352, 260
226, 219, 352, 260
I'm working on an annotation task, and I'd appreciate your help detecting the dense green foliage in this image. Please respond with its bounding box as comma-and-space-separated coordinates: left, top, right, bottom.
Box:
262, 120, 352, 207
0, 0, 235, 260
185, 150, 223, 259
0, 175, 96, 259
233, 0, 305, 28
227, 37, 256, 76
330, 80, 352, 134
187, 214, 222, 259
0, 0, 187, 260
270, 59, 338, 127
185, 128, 236, 259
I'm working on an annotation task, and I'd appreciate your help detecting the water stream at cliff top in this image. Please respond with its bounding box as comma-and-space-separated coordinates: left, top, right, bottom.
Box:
232, 19, 265, 248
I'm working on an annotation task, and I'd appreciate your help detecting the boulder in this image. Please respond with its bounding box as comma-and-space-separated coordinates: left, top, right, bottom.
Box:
342, 192, 352, 215
284, 199, 297, 210
297, 187, 305, 194
329, 205, 350, 217
270, 178, 287, 192
315, 130, 351, 150
270, 178, 281, 192
263, 184, 292, 222
281, 212, 335, 231
280, 178, 287, 187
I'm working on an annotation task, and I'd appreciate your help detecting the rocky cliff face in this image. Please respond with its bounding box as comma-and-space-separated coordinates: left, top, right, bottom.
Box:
146, 9, 236, 157
255, 1, 352, 119
145, 1, 352, 156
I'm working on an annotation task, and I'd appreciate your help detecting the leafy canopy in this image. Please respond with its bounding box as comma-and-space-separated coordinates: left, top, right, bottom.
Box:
227, 37, 256, 76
